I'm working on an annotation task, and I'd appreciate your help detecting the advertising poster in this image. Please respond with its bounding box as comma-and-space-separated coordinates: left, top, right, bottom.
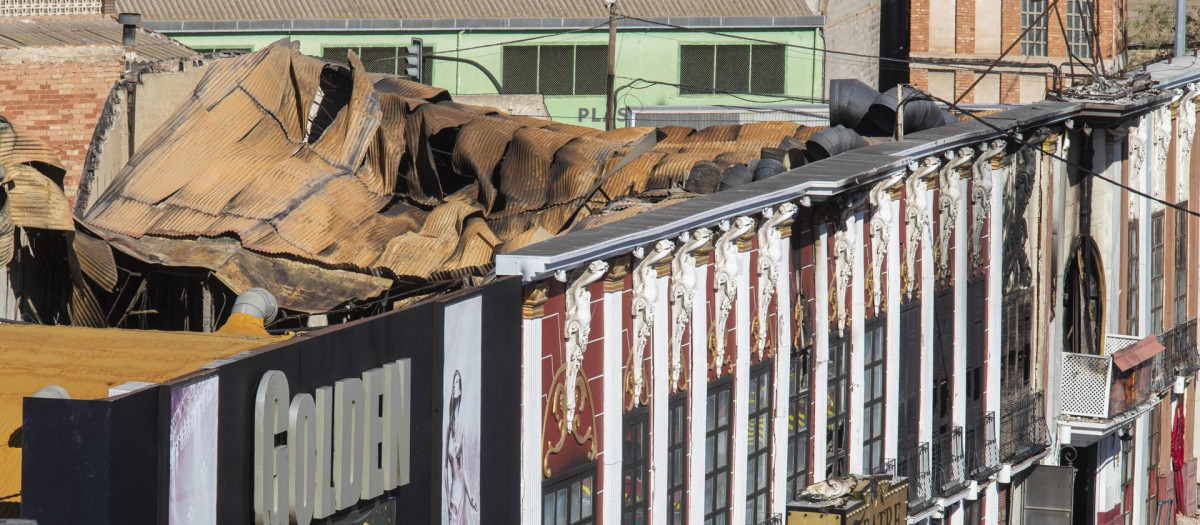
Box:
169, 374, 219, 525
442, 296, 481, 525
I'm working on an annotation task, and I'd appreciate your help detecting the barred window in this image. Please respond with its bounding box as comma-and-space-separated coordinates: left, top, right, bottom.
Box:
502, 45, 607, 96
1128, 219, 1140, 334
1001, 290, 1033, 396
786, 346, 811, 499
745, 365, 773, 524
1020, 0, 1049, 56
679, 45, 785, 95
1066, 0, 1094, 60
543, 470, 596, 525
321, 46, 433, 84
862, 320, 887, 473
667, 396, 688, 525
621, 410, 650, 524
1175, 206, 1189, 325
1152, 211, 1165, 334
826, 335, 849, 478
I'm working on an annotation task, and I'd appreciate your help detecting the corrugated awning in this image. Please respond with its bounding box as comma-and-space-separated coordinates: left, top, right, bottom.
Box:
1112, 335, 1165, 372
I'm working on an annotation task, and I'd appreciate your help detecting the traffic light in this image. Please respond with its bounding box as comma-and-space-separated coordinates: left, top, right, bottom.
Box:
405, 38, 424, 83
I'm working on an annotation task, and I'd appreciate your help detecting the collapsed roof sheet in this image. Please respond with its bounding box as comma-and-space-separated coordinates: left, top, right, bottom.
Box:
0, 117, 72, 268
0, 16, 195, 62
81, 39, 817, 313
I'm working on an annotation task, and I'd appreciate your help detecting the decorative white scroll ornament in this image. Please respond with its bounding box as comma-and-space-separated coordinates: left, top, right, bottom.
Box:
628, 240, 674, 406
562, 260, 608, 433
1178, 85, 1198, 202
936, 148, 974, 283
1153, 106, 1172, 200
868, 173, 901, 311
970, 140, 1006, 269
832, 202, 856, 338
712, 216, 755, 377
904, 157, 941, 299
756, 202, 798, 359
1129, 118, 1147, 220
669, 228, 712, 392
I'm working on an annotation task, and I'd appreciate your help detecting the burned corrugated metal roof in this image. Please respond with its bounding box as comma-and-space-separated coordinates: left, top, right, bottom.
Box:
0, 118, 72, 268
0, 16, 195, 62
80, 39, 817, 314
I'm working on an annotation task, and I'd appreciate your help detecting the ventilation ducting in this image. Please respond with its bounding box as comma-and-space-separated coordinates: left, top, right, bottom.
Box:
718, 163, 753, 190
753, 159, 787, 181
31, 385, 70, 399
231, 287, 279, 324
829, 79, 880, 130
805, 125, 869, 162
685, 161, 722, 194
858, 86, 954, 136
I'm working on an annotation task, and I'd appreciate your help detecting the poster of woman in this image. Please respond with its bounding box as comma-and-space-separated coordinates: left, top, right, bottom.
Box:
443, 296, 481, 525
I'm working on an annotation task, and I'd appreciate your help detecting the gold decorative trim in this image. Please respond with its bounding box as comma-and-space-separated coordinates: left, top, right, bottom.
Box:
541, 363, 598, 479
603, 256, 630, 292
523, 282, 550, 319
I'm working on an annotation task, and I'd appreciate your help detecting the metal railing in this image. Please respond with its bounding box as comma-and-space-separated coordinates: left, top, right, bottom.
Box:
898, 443, 935, 512
967, 412, 1001, 480
1161, 319, 1199, 379
935, 427, 969, 496
1000, 390, 1050, 464
871, 458, 897, 478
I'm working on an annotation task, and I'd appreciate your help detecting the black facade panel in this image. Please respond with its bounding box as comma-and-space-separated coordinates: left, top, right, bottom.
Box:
898, 300, 921, 453
21, 397, 113, 524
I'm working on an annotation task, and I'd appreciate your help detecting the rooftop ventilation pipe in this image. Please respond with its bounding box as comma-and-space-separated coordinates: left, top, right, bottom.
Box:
829, 79, 880, 130
231, 287, 279, 325
804, 125, 869, 162
118, 13, 140, 49
31, 385, 70, 399
857, 86, 956, 137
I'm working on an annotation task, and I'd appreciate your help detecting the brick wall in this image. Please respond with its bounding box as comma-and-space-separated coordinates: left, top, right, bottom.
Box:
0, 45, 123, 202
956, 0, 976, 54
912, 0, 929, 53
1000, 73, 1020, 103
955, 69, 976, 103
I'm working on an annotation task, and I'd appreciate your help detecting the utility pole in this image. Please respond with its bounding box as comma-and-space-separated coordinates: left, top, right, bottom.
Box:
604, 0, 618, 131
1176, 0, 1187, 57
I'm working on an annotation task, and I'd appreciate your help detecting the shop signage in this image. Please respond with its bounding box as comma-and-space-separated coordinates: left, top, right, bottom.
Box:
253, 359, 412, 525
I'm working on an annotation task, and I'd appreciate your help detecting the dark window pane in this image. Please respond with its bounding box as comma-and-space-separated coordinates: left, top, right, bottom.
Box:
539, 45, 574, 95
714, 45, 750, 94
504, 46, 538, 94
750, 45, 785, 94
360, 46, 398, 75
575, 45, 607, 95
322, 46, 354, 64
680, 45, 715, 94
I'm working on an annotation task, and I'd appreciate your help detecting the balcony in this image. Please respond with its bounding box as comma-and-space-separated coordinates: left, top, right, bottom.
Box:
898, 443, 935, 513
999, 391, 1050, 464
1061, 334, 1165, 420
1161, 319, 1200, 380
966, 412, 1001, 480
934, 427, 969, 496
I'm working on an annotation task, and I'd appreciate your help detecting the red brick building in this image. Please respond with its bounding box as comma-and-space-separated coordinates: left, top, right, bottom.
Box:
908, 0, 1126, 104
0, 11, 192, 202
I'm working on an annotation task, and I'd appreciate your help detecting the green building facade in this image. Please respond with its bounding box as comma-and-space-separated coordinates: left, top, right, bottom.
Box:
128, 4, 824, 128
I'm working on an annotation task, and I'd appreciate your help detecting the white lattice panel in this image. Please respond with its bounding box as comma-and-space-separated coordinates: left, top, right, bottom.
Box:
0, 0, 101, 17
1061, 353, 1111, 418
1105, 334, 1139, 356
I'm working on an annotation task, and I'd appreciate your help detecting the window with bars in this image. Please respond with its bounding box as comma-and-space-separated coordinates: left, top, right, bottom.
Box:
1176, 207, 1189, 325
704, 381, 733, 525
826, 335, 850, 478
1147, 405, 1162, 525
1152, 211, 1165, 334
786, 346, 812, 499
1020, 0, 1049, 56
1001, 290, 1033, 397
745, 364, 773, 525
502, 45, 607, 96
1066, 0, 1094, 60
1122, 433, 1135, 525
1128, 219, 1140, 334
543, 469, 596, 525
668, 396, 688, 525
862, 320, 887, 473
679, 45, 786, 96
321, 46, 433, 84
622, 410, 650, 524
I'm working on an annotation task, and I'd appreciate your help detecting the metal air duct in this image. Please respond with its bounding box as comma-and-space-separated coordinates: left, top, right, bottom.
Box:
718, 164, 753, 190
804, 125, 869, 162
857, 86, 954, 137
829, 79, 880, 129
231, 287, 279, 324
753, 159, 787, 181
685, 161, 722, 194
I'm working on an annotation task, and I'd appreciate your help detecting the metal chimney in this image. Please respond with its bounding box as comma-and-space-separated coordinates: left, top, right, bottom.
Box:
117, 12, 141, 49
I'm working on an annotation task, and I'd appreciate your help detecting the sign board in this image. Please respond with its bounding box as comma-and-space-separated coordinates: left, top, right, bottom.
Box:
787, 477, 909, 525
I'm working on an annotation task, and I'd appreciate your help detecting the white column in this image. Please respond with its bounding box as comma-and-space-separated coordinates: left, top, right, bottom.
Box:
1138, 124, 1153, 336
813, 225, 831, 481
1132, 412, 1149, 522
652, 275, 669, 525
885, 198, 902, 465
522, 316, 544, 524
602, 290, 622, 525
953, 175, 968, 435
849, 211, 866, 475
920, 184, 936, 448
984, 157, 1005, 525
730, 251, 752, 525
771, 244, 793, 518
688, 265, 709, 522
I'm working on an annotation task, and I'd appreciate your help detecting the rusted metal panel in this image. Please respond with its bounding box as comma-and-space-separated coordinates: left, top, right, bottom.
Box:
0, 16, 194, 61
73, 231, 119, 292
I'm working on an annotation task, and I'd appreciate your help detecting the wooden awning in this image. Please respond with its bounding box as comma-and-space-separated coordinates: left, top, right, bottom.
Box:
1112, 335, 1165, 372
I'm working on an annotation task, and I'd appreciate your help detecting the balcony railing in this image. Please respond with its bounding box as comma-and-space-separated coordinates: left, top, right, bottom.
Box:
934, 427, 969, 496
1000, 390, 1050, 464
870, 458, 897, 478
966, 412, 1001, 480
1062, 334, 1163, 419
1162, 319, 1199, 379
898, 443, 935, 512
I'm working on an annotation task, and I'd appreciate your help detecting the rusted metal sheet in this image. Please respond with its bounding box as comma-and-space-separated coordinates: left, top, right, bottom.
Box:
0, 16, 194, 61
79, 39, 811, 313
73, 230, 119, 292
